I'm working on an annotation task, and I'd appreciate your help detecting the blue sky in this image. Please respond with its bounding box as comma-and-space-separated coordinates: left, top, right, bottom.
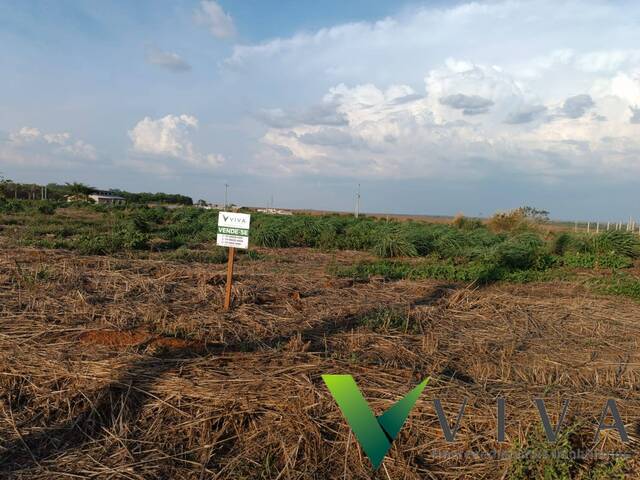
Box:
2, 0, 640, 220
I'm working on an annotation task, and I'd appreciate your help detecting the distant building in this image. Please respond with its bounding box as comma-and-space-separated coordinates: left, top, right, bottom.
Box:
88, 191, 125, 205
65, 194, 89, 203
257, 207, 293, 216
195, 202, 244, 211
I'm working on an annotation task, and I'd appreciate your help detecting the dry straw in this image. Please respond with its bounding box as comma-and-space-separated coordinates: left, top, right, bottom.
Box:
0, 246, 638, 478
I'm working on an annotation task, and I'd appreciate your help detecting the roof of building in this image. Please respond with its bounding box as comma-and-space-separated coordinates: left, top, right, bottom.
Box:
89, 193, 125, 200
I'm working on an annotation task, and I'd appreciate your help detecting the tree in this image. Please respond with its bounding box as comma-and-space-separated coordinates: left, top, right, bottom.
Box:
64, 182, 94, 196
518, 206, 550, 222
0, 174, 10, 199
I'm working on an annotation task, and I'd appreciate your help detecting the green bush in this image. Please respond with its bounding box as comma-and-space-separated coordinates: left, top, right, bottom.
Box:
332, 258, 503, 284
593, 230, 640, 258
551, 232, 573, 255
34, 201, 57, 215
74, 234, 123, 255
562, 252, 632, 269
590, 273, 640, 300
507, 426, 579, 480
0, 199, 24, 213
491, 232, 546, 270
371, 229, 417, 258
452, 214, 483, 230
252, 222, 290, 248
317, 225, 339, 250
5, 202, 638, 286
344, 220, 379, 250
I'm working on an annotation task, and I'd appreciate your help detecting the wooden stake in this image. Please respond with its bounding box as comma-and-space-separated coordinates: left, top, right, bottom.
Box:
224, 247, 236, 311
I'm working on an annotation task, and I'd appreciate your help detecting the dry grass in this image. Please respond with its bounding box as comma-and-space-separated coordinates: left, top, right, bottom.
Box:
0, 244, 639, 479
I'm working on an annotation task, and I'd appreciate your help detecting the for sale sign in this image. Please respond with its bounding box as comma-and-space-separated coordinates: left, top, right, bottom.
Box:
217, 212, 251, 249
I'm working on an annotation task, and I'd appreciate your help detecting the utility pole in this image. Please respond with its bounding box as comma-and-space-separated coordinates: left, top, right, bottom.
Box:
355, 183, 361, 219
224, 183, 229, 209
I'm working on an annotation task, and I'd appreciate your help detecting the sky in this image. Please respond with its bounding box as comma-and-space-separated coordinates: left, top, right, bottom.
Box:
1, 0, 640, 220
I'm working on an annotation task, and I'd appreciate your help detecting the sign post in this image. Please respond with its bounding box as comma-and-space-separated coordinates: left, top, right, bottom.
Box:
224, 246, 235, 310
216, 211, 251, 311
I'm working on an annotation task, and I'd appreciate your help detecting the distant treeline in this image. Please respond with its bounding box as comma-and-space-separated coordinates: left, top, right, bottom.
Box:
0, 177, 192, 205
109, 190, 193, 205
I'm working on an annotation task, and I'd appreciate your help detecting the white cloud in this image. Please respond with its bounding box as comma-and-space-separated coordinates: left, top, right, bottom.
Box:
128, 114, 224, 170
228, 1, 640, 180
256, 56, 640, 179
59, 140, 97, 159
43, 132, 71, 145
9, 127, 42, 145
1, 126, 97, 166
195, 0, 235, 39
145, 46, 191, 72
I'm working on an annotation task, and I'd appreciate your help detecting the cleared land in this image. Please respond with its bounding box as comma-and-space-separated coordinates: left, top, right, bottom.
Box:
0, 204, 639, 479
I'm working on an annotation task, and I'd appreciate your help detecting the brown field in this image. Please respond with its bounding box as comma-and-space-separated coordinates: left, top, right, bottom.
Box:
1, 244, 639, 479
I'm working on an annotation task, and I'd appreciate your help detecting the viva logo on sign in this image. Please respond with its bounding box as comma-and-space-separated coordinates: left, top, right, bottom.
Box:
222, 214, 247, 224
322, 375, 429, 470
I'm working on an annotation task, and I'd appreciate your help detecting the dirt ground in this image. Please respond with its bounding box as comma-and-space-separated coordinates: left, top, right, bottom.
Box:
0, 245, 638, 479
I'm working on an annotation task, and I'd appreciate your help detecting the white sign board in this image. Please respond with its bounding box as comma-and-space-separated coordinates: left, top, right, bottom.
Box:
217, 211, 251, 249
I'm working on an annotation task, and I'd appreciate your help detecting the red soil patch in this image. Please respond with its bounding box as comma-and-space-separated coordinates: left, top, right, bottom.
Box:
79, 328, 205, 352
79, 328, 150, 347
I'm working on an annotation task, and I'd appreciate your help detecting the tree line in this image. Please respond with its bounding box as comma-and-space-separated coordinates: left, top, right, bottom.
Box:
0, 176, 192, 205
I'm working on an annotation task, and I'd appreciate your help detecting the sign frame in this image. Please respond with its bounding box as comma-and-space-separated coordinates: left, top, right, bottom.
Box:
216, 211, 251, 310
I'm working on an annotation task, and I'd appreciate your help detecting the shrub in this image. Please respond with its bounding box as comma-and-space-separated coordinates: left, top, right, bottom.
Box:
562, 252, 632, 269
117, 226, 149, 250
590, 273, 640, 301
74, 234, 123, 255
452, 213, 483, 230
488, 209, 532, 233
507, 425, 579, 480
593, 230, 640, 258
129, 206, 167, 233
404, 223, 436, 255
551, 232, 573, 255
491, 232, 546, 270
252, 222, 290, 248
343, 220, 379, 250
432, 229, 466, 258
332, 258, 503, 284
317, 226, 339, 250
35, 201, 56, 215
0, 199, 24, 213
372, 229, 418, 258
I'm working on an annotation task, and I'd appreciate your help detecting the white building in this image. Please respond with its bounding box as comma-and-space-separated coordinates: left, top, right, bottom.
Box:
88, 191, 125, 205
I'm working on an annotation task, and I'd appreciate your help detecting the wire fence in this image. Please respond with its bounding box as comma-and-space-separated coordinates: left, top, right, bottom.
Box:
572, 220, 640, 234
